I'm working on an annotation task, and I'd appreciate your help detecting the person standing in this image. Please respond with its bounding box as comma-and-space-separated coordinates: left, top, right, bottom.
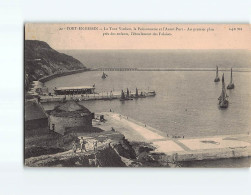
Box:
72, 141, 77, 154
80, 137, 86, 152
93, 141, 98, 152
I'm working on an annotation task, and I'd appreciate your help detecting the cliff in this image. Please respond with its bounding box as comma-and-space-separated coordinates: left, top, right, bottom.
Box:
24, 40, 86, 90
24, 129, 170, 167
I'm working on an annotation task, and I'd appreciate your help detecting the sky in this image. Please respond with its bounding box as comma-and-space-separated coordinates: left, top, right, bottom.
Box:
25, 24, 251, 50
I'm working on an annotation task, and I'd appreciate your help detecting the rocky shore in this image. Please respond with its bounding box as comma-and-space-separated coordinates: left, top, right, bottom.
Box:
25, 129, 175, 167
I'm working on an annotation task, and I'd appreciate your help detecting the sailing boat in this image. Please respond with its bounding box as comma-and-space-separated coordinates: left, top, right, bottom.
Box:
102, 72, 108, 79
218, 74, 228, 108
227, 68, 235, 89
126, 88, 130, 98
214, 66, 220, 82
120, 89, 133, 101
135, 88, 139, 98
120, 90, 125, 101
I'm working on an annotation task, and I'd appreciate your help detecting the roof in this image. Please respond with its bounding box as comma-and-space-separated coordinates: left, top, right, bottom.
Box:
55, 86, 95, 91
25, 101, 47, 121
49, 101, 91, 117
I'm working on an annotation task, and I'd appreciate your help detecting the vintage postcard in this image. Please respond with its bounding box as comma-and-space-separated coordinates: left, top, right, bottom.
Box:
24, 24, 251, 167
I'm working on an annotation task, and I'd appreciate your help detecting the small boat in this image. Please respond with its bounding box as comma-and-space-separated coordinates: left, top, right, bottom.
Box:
139, 92, 146, 98
120, 90, 133, 101
120, 90, 126, 101
218, 74, 229, 108
135, 88, 139, 98
147, 90, 156, 96
126, 88, 130, 98
214, 66, 220, 82
102, 72, 108, 79
227, 68, 235, 89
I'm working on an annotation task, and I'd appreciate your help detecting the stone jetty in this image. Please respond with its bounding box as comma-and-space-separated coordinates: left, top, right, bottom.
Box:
99, 112, 251, 163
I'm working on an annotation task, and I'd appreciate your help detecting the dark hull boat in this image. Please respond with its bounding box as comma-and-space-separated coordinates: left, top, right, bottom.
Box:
139, 92, 146, 98
214, 66, 220, 82
120, 90, 133, 101
227, 68, 235, 89
147, 90, 156, 96
214, 77, 220, 82
219, 99, 229, 108
218, 74, 228, 108
227, 83, 234, 89
102, 72, 108, 79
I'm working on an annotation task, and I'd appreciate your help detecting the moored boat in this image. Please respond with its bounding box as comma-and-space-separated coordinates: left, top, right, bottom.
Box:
214, 66, 220, 82
147, 90, 156, 96
135, 88, 139, 98
227, 68, 235, 89
102, 72, 108, 79
120, 90, 133, 101
218, 74, 229, 108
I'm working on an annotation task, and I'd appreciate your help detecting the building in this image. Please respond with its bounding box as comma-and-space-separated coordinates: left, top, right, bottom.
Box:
36, 86, 49, 95
54, 86, 95, 95
48, 101, 94, 135
25, 100, 48, 134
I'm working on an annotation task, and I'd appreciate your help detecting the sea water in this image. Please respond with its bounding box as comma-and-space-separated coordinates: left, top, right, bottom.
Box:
44, 70, 251, 138
43, 50, 251, 167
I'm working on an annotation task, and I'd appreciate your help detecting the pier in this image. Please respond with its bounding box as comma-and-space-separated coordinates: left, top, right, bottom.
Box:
95, 67, 138, 71
39, 89, 156, 103
93, 67, 251, 72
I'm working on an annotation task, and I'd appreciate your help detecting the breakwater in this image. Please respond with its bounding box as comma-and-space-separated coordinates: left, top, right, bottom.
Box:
39, 68, 90, 83
94, 67, 251, 72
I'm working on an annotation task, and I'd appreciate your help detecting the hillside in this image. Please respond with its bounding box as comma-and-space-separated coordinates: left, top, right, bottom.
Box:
24, 40, 86, 90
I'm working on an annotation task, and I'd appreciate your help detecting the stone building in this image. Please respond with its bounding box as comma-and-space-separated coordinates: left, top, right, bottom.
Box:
48, 101, 94, 135
54, 86, 95, 95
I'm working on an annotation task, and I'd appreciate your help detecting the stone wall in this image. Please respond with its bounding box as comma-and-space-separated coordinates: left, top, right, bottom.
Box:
25, 118, 48, 131
49, 114, 92, 135
161, 147, 251, 163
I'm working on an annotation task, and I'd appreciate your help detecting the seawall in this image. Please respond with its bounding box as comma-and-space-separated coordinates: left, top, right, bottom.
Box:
39, 68, 90, 83
100, 112, 251, 163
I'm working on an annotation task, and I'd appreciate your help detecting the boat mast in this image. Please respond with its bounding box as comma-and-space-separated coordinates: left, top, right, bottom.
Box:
222, 74, 226, 101
230, 68, 233, 84
121, 90, 125, 99
126, 88, 129, 98
216, 66, 218, 77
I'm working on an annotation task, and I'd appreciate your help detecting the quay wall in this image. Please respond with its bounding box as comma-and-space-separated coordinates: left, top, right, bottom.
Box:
40, 90, 155, 103
39, 68, 90, 83
162, 147, 251, 162
49, 115, 92, 135
102, 112, 251, 163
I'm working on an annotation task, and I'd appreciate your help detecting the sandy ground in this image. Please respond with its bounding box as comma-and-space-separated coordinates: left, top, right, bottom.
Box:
111, 114, 163, 140
97, 112, 251, 156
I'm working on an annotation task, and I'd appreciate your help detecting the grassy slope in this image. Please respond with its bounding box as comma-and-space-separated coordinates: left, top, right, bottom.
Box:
24, 40, 86, 90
